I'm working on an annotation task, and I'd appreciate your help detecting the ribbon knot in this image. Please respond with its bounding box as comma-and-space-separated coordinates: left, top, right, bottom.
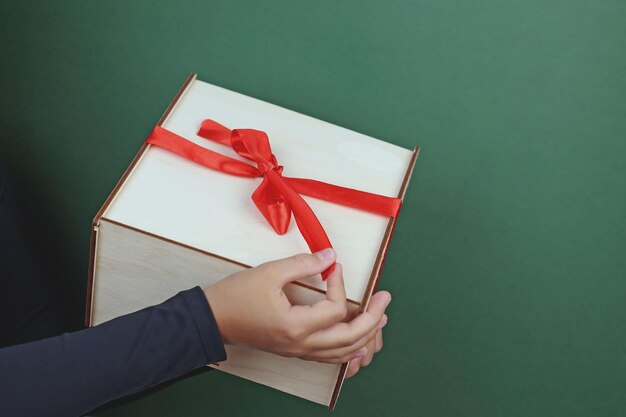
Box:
257, 160, 282, 175
146, 119, 402, 279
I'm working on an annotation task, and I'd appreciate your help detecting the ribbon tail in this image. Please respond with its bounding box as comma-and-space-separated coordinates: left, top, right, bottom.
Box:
265, 171, 335, 280
197, 119, 234, 146
251, 176, 291, 235
285, 177, 402, 218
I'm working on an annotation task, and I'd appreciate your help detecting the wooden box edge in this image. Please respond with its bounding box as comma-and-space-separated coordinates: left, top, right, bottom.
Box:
328, 145, 419, 410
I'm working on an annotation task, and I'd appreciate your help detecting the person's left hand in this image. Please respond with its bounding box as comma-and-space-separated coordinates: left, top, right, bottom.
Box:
346, 314, 386, 377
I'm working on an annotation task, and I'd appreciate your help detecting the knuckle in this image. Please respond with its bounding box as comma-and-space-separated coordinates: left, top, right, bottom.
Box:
292, 253, 316, 270
279, 319, 307, 343
277, 333, 307, 356
287, 326, 306, 342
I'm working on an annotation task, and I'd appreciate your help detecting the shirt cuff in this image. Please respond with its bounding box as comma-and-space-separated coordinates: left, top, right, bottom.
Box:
181, 286, 227, 364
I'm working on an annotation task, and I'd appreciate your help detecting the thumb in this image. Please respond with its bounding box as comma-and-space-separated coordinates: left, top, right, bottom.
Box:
266, 248, 336, 286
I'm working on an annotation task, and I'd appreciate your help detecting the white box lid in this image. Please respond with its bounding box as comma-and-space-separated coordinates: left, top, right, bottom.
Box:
103, 78, 415, 302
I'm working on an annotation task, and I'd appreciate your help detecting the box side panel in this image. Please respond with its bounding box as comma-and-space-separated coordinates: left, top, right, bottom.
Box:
92, 219, 343, 405
91, 219, 242, 323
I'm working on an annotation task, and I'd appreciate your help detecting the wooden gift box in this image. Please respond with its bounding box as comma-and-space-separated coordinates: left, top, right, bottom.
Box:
86, 73, 418, 409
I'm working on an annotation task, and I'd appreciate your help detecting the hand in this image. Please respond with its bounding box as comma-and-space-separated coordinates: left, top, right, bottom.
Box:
346, 326, 385, 378
204, 248, 391, 364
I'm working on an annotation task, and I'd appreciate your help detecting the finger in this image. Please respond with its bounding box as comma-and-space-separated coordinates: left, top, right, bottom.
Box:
304, 290, 391, 350
303, 345, 368, 364
375, 329, 383, 353
304, 314, 386, 362
346, 358, 361, 378
262, 249, 336, 287
322, 262, 347, 304
359, 337, 377, 367
288, 263, 347, 333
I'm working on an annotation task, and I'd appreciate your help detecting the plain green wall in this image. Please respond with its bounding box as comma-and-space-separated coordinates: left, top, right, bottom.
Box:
1, 1, 625, 416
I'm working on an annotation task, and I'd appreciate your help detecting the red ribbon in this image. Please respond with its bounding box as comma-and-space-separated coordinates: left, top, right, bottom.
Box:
145, 119, 402, 279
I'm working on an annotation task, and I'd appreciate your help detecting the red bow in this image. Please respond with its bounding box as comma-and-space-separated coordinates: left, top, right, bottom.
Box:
146, 119, 402, 279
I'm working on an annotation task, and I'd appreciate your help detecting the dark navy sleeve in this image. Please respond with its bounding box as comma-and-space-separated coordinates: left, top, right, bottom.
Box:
0, 286, 226, 417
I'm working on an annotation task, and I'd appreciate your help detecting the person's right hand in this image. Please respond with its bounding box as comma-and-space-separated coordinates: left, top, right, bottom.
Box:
204, 248, 391, 364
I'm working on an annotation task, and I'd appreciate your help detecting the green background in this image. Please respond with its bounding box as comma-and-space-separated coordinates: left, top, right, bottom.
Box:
1, 0, 625, 416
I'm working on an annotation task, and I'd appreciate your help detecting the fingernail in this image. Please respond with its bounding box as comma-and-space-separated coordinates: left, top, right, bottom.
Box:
316, 248, 334, 261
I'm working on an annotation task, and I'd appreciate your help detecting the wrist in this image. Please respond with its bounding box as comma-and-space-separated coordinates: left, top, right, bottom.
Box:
203, 285, 233, 345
